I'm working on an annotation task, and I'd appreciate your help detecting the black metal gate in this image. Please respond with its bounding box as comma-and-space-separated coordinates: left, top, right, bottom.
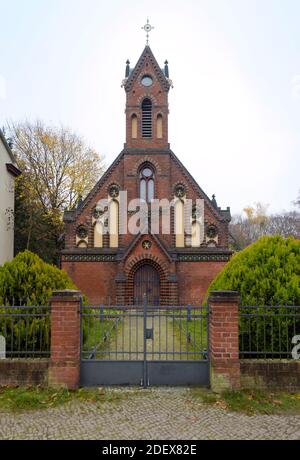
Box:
80, 301, 209, 387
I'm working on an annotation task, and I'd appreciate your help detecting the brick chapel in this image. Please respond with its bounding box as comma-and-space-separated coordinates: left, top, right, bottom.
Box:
61, 44, 232, 306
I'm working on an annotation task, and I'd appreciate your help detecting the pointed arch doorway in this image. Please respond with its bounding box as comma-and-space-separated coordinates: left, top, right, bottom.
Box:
134, 264, 160, 305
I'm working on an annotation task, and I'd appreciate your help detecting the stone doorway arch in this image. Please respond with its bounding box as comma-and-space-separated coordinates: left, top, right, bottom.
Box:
126, 257, 169, 306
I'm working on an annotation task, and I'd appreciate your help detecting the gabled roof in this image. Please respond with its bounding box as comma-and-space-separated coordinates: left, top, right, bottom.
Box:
124, 45, 171, 93
66, 147, 231, 224
6, 163, 21, 178
63, 150, 125, 222
170, 150, 231, 223
0, 129, 16, 163
0, 129, 21, 177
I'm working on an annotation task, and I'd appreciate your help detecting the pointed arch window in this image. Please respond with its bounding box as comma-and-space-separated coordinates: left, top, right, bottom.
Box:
140, 166, 155, 203
142, 98, 152, 138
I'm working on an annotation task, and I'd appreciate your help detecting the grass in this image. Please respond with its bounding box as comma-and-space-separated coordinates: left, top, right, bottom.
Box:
0, 387, 72, 411
82, 310, 122, 358
0, 386, 140, 413
190, 388, 300, 416
172, 309, 208, 360
1, 385, 300, 416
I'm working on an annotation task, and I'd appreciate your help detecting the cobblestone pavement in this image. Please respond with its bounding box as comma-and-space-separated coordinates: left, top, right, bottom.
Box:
0, 387, 299, 440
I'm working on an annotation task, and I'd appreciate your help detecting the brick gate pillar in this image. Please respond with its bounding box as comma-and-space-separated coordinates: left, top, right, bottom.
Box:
49, 290, 82, 390
208, 291, 240, 393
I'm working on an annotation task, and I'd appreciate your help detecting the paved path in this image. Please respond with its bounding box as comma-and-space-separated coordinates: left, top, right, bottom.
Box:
0, 388, 299, 440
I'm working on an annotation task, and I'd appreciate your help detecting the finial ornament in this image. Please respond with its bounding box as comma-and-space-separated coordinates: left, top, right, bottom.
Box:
164, 60, 169, 78
125, 60, 130, 78
142, 18, 154, 45
212, 195, 218, 209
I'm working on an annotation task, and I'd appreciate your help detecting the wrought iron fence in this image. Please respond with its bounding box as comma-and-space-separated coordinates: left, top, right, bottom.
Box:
239, 305, 300, 359
0, 306, 51, 358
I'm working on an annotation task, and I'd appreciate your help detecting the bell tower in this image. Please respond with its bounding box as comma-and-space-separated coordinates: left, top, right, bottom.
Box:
123, 45, 172, 150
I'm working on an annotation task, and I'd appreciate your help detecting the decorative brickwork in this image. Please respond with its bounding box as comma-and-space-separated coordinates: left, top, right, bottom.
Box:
131, 156, 162, 176
62, 254, 116, 262
177, 254, 231, 262
126, 256, 169, 305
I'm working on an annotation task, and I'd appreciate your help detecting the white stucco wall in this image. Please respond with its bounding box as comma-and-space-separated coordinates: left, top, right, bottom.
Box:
0, 140, 15, 265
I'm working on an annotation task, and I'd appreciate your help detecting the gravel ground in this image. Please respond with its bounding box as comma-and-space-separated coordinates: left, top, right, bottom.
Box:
0, 387, 299, 440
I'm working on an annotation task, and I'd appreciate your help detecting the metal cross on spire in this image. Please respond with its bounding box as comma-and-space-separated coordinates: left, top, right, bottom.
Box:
142, 18, 154, 45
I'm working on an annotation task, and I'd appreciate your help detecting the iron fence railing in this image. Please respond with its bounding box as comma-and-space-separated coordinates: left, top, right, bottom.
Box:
239, 305, 300, 359
1, 302, 299, 361
81, 305, 209, 361
0, 306, 51, 358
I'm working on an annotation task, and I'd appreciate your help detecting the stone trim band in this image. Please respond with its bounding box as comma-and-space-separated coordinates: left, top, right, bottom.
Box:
62, 253, 231, 263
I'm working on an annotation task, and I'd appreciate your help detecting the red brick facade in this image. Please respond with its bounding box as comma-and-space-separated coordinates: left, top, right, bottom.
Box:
61, 46, 232, 306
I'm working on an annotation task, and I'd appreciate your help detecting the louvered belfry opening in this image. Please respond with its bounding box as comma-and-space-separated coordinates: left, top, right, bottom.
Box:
142, 98, 152, 138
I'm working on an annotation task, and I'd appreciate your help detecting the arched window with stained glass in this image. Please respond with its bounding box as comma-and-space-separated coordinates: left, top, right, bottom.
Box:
139, 165, 155, 203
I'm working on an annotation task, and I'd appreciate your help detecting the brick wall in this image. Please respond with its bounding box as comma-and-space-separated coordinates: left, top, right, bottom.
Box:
62, 258, 227, 306
0, 360, 49, 387
1, 357, 299, 391
62, 261, 118, 305
240, 360, 300, 391
177, 261, 228, 304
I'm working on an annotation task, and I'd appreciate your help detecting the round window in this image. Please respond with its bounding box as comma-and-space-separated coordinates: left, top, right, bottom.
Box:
142, 168, 153, 178
141, 75, 153, 87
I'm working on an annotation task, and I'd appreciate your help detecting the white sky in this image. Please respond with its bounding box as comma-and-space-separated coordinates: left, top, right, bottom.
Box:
0, 0, 299, 215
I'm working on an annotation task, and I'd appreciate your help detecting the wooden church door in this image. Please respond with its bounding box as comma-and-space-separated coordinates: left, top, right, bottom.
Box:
134, 264, 160, 306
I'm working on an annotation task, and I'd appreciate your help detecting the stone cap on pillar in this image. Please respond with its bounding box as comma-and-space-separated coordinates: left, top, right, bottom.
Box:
208, 290, 240, 303
50, 290, 82, 302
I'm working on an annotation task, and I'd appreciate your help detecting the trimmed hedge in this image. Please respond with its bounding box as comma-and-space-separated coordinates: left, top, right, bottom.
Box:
206, 236, 300, 356
0, 251, 78, 355
0, 250, 76, 306
207, 236, 300, 306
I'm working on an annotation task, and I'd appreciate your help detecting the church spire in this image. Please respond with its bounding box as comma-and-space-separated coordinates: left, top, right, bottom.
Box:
123, 45, 171, 150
